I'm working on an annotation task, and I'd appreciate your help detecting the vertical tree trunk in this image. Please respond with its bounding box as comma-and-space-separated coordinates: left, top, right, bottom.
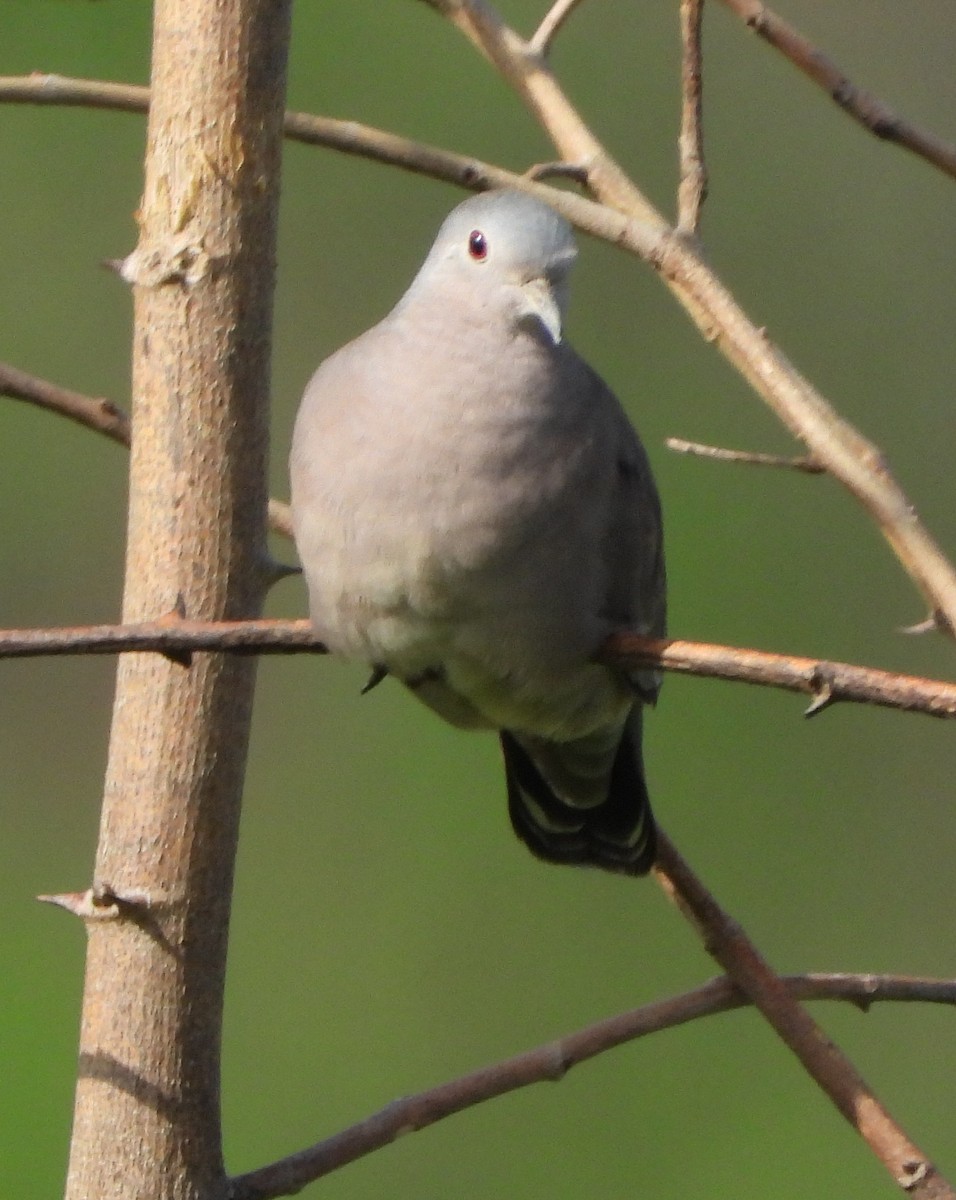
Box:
65, 3, 292, 1197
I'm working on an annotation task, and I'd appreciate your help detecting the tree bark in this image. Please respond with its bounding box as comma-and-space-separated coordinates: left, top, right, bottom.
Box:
64, 2, 292, 1197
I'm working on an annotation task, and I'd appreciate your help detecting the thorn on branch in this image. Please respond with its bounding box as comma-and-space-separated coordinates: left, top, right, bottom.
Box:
158, 597, 193, 667
804, 677, 835, 718
900, 611, 949, 638
37, 883, 151, 922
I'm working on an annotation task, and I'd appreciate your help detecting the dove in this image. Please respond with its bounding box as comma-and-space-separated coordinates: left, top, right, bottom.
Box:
290, 188, 665, 874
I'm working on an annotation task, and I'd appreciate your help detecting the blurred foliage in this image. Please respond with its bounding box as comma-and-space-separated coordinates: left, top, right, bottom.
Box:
2, 2, 956, 1197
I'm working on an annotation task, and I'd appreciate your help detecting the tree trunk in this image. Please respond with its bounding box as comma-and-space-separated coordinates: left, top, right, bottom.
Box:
64, 3, 292, 1197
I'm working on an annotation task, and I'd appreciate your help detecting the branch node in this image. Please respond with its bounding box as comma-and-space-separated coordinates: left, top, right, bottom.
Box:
898, 1160, 931, 1191
119, 234, 213, 289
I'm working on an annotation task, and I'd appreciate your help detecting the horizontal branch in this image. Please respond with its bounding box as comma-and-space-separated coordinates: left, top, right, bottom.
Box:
603, 633, 956, 718
717, 0, 956, 182
2, 617, 955, 720
229, 970, 956, 1200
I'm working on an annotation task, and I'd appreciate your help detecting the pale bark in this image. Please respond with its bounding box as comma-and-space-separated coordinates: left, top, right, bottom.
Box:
64, 3, 292, 1198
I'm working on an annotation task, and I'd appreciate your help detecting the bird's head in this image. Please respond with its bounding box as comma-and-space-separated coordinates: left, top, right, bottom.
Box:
411, 189, 578, 345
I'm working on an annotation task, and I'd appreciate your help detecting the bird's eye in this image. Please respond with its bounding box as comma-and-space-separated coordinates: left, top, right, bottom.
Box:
467, 229, 488, 261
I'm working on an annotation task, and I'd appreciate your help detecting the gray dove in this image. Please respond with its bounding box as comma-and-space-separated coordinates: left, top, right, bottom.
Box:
290, 189, 665, 874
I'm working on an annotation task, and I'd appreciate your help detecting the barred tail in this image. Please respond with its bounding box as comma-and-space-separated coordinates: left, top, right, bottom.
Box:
500, 708, 657, 876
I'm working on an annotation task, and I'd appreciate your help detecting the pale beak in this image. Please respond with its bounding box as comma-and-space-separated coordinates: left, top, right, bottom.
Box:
517, 276, 565, 345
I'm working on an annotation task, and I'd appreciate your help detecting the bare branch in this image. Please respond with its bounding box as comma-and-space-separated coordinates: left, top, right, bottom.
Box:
652, 832, 948, 1198
666, 435, 824, 473
0, 360, 130, 446
677, 0, 707, 235
0, 617, 319, 658
529, 0, 587, 58
603, 633, 956, 718
717, 0, 956, 183
2, 360, 295, 539
230, 970, 956, 1200
3, 618, 956, 721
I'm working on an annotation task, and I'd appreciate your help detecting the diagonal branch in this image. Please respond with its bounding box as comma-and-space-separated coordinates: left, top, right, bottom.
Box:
652, 832, 949, 1197
716, 0, 956, 182
3, 617, 956, 721
229, 970, 956, 1200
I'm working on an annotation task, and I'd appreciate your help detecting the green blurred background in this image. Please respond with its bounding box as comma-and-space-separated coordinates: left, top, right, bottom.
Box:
2, 1, 956, 1195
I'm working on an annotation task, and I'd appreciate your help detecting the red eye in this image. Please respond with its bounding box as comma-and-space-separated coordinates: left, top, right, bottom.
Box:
468, 229, 488, 260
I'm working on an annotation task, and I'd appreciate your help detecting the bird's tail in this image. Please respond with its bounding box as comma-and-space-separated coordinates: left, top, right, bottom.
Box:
500, 708, 657, 876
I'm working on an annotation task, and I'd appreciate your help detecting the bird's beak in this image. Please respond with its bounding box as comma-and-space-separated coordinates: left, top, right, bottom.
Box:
517, 276, 566, 345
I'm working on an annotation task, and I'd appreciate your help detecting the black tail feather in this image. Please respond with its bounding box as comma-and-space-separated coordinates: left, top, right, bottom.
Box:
500, 717, 657, 876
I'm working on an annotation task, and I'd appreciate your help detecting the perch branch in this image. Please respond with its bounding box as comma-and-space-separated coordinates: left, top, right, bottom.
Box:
717, 0, 956, 183
3, 618, 956, 721
229, 970, 956, 1200
652, 832, 948, 1197
677, 0, 707, 234
666, 436, 824, 473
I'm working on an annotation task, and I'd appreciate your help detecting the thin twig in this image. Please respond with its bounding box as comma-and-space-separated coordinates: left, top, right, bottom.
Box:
0, 360, 130, 446
1, 360, 294, 538
529, 0, 587, 57
652, 832, 946, 1196
677, 0, 707, 235
2, 618, 956, 722
667, 435, 824, 473
229, 969, 956, 1200
717, 0, 956, 183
